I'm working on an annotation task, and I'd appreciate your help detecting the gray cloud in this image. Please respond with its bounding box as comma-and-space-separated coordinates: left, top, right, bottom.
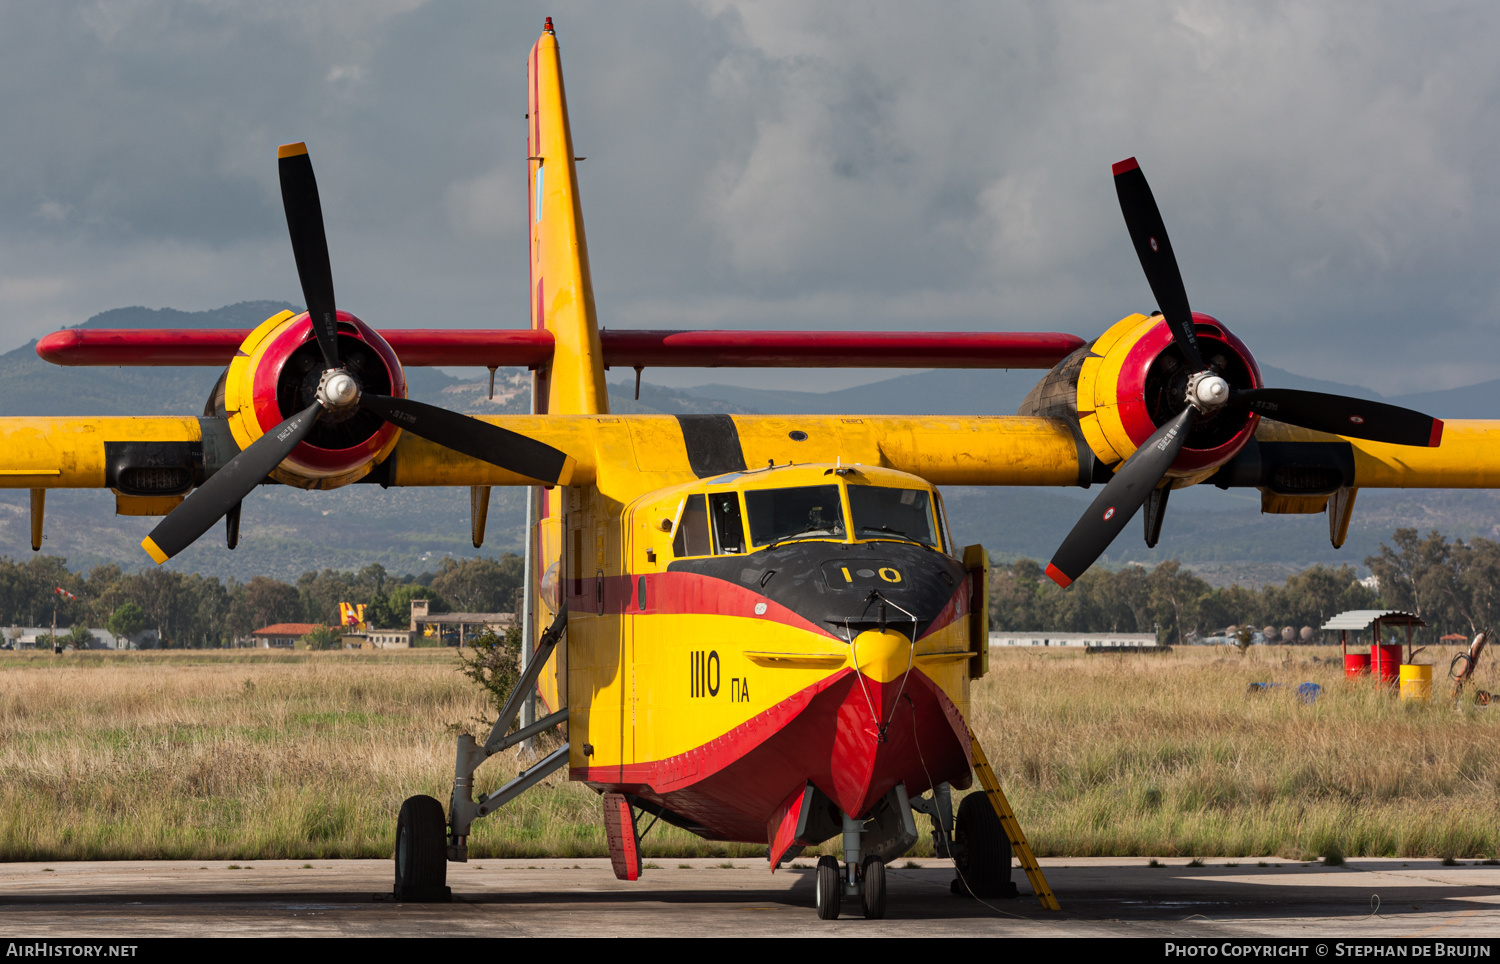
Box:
0, 1, 1497, 394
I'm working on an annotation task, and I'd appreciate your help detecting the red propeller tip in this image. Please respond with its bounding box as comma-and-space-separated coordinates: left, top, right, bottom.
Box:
1430, 419, 1445, 447
1045, 563, 1073, 589
1112, 157, 1140, 176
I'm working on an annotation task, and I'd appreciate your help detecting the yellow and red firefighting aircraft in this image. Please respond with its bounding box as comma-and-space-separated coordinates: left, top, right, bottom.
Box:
14, 19, 1494, 918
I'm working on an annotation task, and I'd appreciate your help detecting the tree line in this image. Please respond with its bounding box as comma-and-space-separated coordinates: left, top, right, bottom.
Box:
989, 558, 1382, 645
6, 527, 1494, 648
988, 528, 1499, 646
0, 554, 522, 648
1365, 529, 1500, 640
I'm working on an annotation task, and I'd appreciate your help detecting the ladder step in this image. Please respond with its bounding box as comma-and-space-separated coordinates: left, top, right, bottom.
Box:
970, 736, 1060, 911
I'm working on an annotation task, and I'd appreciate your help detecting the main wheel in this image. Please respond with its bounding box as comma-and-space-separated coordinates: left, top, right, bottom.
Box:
951, 792, 1017, 899
861, 856, 886, 919
394, 795, 451, 902
815, 855, 842, 920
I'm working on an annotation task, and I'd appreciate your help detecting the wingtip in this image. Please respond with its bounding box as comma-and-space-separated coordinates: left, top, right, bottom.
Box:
1045, 563, 1073, 589
141, 537, 169, 565
1111, 157, 1140, 176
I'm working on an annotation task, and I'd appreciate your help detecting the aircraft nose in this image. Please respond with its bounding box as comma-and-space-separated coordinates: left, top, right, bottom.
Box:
851, 627, 912, 683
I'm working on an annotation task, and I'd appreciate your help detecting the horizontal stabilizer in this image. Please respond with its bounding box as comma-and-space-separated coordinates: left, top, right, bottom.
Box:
37, 328, 1084, 370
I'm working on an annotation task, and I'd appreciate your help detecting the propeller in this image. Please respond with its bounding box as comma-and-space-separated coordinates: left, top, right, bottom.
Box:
1046, 407, 1192, 589
142, 403, 321, 564
358, 394, 575, 484
1229, 388, 1442, 448
1045, 158, 1445, 588
141, 143, 575, 564
278, 144, 341, 371
1113, 158, 1204, 372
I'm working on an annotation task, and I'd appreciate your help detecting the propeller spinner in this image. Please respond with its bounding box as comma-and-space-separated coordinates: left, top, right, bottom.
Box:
1044, 158, 1444, 589
142, 144, 575, 564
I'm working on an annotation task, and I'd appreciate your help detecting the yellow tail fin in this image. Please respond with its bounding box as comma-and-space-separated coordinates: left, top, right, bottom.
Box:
528, 21, 608, 417
527, 20, 598, 721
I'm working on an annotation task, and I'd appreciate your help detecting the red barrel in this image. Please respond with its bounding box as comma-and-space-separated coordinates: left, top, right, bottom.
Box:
1371, 644, 1402, 683
1344, 653, 1371, 678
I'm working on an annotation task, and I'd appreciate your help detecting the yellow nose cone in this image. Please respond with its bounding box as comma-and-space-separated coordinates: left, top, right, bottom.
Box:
852, 628, 913, 683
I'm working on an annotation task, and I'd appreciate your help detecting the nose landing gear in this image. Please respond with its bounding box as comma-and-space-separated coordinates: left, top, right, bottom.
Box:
815, 855, 841, 920
812, 789, 914, 920
813, 854, 887, 920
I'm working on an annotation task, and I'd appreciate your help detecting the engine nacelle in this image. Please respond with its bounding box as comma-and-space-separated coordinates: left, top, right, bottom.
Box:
211, 308, 407, 489
1020, 312, 1262, 483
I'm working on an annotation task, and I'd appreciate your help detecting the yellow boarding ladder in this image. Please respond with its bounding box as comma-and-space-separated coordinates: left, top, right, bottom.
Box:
970, 735, 1060, 911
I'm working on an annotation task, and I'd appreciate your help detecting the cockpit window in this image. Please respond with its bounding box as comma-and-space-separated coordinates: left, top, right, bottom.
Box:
847, 485, 938, 548
745, 485, 846, 546
709, 493, 746, 554
673, 494, 712, 557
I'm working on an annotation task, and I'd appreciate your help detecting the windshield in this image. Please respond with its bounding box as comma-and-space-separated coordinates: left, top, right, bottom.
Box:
847, 485, 938, 548
745, 485, 846, 546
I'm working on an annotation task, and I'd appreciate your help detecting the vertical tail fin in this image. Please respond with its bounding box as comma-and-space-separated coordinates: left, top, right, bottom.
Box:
527, 19, 594, 720
528, 19, 608, 417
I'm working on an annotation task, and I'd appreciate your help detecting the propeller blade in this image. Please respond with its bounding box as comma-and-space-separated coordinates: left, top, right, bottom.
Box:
1046, 406, 1194, 588
278, 142, 341, 370
360, 395, 576, 485
1113, 157, 1205, 372
141, 402, 322, 564
1234, 388, 1443, 447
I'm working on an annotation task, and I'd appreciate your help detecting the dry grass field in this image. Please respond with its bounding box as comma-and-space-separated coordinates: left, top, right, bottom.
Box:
0, 645, 1497, 861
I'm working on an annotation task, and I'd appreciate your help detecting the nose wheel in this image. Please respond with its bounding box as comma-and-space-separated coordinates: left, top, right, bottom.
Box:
861, 857, 886, 919
813, 854, 886, 920
815, 855, 841, 920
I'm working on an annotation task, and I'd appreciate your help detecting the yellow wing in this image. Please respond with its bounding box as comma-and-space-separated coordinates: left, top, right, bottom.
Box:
7, 413, 1500, 505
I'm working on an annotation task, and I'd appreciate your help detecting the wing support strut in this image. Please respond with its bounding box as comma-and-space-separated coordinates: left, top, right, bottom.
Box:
447, 605, 568, 860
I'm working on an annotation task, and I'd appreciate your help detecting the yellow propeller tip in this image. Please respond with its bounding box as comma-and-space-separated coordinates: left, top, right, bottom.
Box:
141, 538, 169, 565
277, 142, 309, 159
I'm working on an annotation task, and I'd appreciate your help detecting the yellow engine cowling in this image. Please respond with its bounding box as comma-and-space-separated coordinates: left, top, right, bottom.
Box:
1019, 311, 1263, 485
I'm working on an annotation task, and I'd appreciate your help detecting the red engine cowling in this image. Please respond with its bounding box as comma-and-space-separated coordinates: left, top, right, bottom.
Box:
218, 309, 407, 489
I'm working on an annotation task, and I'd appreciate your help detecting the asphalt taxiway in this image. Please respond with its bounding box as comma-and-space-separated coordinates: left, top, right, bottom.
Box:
1, 857, 1498, 938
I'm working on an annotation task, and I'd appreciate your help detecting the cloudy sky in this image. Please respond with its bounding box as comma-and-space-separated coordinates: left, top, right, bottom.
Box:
1, 1, 1498, 393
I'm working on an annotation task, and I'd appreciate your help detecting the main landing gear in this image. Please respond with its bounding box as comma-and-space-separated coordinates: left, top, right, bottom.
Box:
393, 795, 450, 902
951, 791, 1017, 899
392, 606, 570, 903
914, 779, 1018, 900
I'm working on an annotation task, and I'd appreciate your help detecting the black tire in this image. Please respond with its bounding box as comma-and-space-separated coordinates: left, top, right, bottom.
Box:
861, 856, 886, 919
394, 795, 451, 902
951, 792, 1017, 899
815, 855, 842, 920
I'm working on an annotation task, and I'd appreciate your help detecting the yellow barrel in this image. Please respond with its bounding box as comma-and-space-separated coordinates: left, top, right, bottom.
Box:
1399, 663, 1432, 701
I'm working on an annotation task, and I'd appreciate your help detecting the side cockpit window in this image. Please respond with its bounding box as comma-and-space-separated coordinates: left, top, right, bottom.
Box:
673, 494, 712, 557
709, 493, 745, 554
